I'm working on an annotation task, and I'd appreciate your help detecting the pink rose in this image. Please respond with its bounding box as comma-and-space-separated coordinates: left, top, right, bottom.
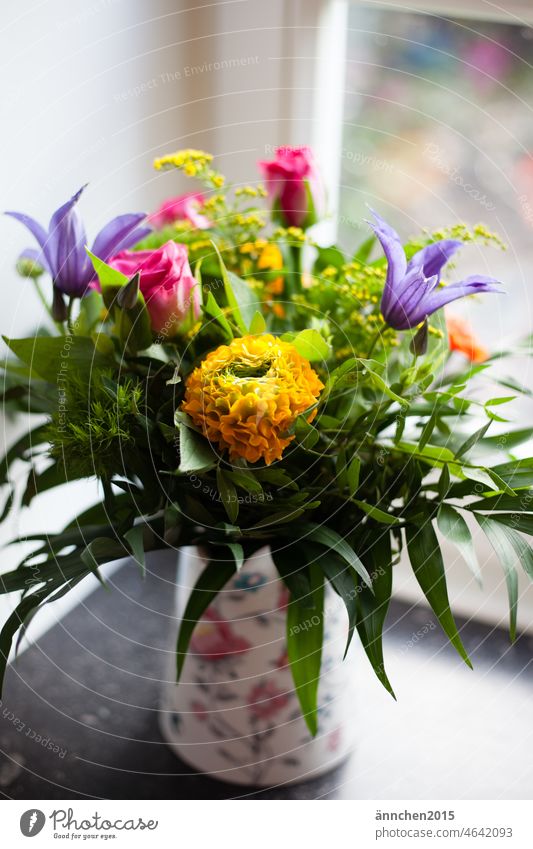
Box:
148, 192, 211, 230
258, 146, 324, 228
108, 241, 200, 337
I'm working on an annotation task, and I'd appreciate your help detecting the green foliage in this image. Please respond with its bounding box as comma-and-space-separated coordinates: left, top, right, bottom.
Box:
46, 370, 144, 479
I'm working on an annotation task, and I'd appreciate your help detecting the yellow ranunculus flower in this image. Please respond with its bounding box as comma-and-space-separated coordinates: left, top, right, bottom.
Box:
182, 334, 323, 465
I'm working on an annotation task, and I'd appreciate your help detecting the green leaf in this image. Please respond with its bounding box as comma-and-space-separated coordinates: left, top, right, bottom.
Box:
406, 521, 472, 667
228, 469, 263, 495
203, 290, 233, 340
87, 249, 129, 290
463, 466, 517, 497
438, 464, 451, 500
356, 531, 395, 697
271, 545, 313, 605
347, 456, 361, 497
396, 441, 459, 470
249, 311, 266, 334
298, 522, 372, 587
222, 542, 244, 571
455, 421, 491, 459
482, 428, 533, 451
0, 584, 61, 695
359, 361, 408, 406
286, 563, 324, 736
0, 423, 50, 487
177, 420, 217, 473
418, 409, 438, 452
479, 518, 533, 587
485, 513, 533, 536
176, 557, 236, 678
353, 499, 400, 525
437, 505, 481, 585
485, 395, 516, 407
124, 524, 146, 577
281, 329, 330, 362
313, 244, 345, 273
81, 537, 126, 585
476, 515, 520, 640
77, 289, 104, 335
216, 466, 239, 523
314, 549, 358, 657
467, 492, 533, 513
3, 335, 114, 382
212, 242, 258, 333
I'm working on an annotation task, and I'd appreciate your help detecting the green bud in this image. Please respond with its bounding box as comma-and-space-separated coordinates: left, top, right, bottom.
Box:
16, 258, 44, 279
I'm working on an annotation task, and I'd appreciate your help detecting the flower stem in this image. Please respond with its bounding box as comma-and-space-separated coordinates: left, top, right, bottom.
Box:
66, 297, 75, 335
366, 330, 381, 359
32, 277, 62, 332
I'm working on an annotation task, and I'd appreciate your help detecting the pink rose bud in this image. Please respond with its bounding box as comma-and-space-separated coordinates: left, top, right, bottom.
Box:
148, 192, 211, 230
109, 241, 200, 337
258, 146, 324, 228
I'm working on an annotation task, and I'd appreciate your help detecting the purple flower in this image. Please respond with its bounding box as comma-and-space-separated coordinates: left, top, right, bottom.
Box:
368, 210, 502, 331
5, 185, 151, 299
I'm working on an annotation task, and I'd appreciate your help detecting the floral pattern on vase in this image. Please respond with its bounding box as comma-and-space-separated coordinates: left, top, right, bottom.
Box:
159, 546, 357, 787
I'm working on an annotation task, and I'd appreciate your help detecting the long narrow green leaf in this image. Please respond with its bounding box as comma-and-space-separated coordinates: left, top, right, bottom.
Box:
203, 291, 233, 340
437, 505, 482, 585
124, 524, 146, 578
356, 531, 395, 696
176, 557, 236, 679
406, 521, 472, 667
353, 500, 400, 525
313, 548, 358, 658
0, 585, 57, 695
216, 466, 239, 523
271, 545, 312, 605
476, 515, 520, 640
286, 564, 324, 736
298, 521, 372, 587
455, 421, 491, 459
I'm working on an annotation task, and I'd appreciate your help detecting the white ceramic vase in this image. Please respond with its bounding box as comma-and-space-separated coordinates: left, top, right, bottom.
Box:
159, 545, 357, 787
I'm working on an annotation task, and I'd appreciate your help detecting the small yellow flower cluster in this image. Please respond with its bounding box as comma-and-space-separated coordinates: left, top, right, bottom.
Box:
202, 194, 226, 212
273, 226, 308, 243
153, 149, 212, 171
182, 334, 323, 465
417, 224, 506, 251
239, 239, 268, 256
234, 185, 267, 198
153, 149, 225, 188
233, 212, 266, 229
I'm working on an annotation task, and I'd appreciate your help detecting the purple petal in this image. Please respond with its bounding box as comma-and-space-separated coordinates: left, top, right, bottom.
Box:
383, 267, 437, 330
49, 186, 91, 294
91, 213, 149, 260
406, 275, 502, 327
4, 211, 55, 272
407, 239, 462, 280
18, 247, 51, 275
367, 209, 407, 313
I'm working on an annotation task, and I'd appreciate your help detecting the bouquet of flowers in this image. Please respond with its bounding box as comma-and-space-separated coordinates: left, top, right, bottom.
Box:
2, 145, 532, 735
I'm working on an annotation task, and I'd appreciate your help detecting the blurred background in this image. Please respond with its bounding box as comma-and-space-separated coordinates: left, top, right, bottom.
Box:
2, 0, 533, 797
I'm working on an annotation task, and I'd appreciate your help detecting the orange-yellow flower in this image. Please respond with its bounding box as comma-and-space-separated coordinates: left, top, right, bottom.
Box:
258, 243, 284, 295
182, 334, 323, 464
446, 313, 488, 363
